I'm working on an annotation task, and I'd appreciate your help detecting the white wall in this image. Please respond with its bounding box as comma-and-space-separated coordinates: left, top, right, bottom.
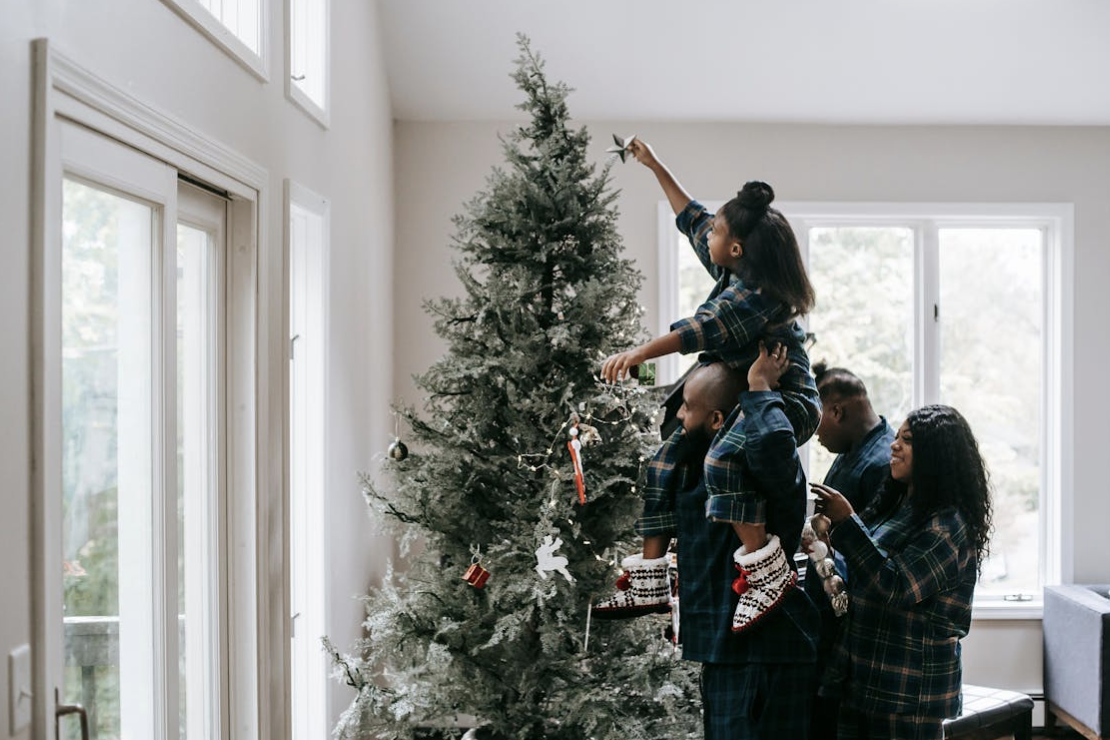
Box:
2, 1, 393, 735
394, 120, 1110, 695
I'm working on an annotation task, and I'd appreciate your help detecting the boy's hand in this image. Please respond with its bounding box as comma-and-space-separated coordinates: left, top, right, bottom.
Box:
747, 341, 790, 392
626, 138, 660, 169
601, 347, 646, 383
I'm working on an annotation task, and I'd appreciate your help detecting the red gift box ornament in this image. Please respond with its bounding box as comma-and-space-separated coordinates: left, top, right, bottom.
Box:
462, 560, 491, 589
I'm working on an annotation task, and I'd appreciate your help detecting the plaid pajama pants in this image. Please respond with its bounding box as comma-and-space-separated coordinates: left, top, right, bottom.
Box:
836, 705, 944, 740
700, 662, 813, 740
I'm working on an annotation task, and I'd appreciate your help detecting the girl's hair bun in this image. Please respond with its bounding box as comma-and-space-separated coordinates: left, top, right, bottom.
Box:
737, 180, 775, 212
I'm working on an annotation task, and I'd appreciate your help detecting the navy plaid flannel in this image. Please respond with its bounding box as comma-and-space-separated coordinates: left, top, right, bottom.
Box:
826, 506, 975, 719
671, 201, 812, 378
804, 419, 895, 681
674, 390, 818, 666
823, 419, 895, 514
700, 663, 814, 740
634, 201, 821, 536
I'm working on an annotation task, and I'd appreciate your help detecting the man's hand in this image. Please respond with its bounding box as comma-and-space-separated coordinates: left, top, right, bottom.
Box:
747, 341, 790, 392
810, 483, 854, 526
601, 347, 647, 383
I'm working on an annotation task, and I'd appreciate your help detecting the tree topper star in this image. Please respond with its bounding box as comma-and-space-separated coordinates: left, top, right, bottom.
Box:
606, 134, 637, 163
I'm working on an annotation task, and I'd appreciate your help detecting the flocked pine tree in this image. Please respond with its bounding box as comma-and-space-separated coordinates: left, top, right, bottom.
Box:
327, 36, 700, 740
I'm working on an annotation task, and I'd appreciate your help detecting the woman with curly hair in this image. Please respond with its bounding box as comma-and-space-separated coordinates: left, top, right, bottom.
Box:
810, 404, 993, 740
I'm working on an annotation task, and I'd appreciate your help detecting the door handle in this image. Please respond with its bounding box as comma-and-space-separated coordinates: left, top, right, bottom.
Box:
55, 688, 90, 740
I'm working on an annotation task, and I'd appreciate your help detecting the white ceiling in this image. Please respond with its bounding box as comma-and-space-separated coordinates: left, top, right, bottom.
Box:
377, 0, 1110, 125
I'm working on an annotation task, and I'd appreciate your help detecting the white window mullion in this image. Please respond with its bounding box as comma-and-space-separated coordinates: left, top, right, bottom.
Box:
1038, 224, 1053, 598
656, 202, 679, 385
158, 191, 181, 740
1042, 213, 1073, 588
177, 183, 229, 740
918, 220, 941, 407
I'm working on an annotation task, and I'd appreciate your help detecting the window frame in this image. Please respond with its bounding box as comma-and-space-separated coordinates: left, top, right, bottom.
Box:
285, 179, 331, 739
176, 183, 231, 739
284, 0, 331, 128
160, 0, 271, 82
33, 39, 278, 737
658, 200, 1074, 619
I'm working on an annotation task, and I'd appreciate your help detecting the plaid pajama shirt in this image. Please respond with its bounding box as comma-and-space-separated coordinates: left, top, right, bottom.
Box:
804, 419, 897, 656
634, 200, 820, 537
826, 505, 975, 724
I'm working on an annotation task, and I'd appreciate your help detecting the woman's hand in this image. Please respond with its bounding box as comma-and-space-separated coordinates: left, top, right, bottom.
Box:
626, 138, 660, 170
747, 341, 790, 392
810, 483, 854, 525
601, 347, 647, 383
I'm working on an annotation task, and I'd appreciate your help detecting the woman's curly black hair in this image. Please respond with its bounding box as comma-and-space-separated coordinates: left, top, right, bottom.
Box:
867, 404, 994, 573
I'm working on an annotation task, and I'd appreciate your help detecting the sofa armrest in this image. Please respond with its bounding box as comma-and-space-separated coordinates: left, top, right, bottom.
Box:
1043, 584, 1110, 736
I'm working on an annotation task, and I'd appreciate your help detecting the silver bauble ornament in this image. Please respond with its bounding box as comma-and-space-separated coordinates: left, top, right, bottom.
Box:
387, 437, 409, 461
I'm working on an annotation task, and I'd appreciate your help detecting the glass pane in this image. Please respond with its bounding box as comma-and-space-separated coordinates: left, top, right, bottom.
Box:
62, 177, 154, 740
806, 226, 915, 484
177, 223, 219, 739
199, 0, 261, 53
675, 230, 719, 379
939, 228, 1043, 596
291, 0, 327, 108
289, 202, 327, 739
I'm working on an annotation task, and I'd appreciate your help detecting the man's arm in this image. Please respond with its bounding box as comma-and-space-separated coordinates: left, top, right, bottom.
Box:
739, 391, 800, 491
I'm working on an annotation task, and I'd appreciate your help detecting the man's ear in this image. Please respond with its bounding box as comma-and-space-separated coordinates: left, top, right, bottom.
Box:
710, 409, 726, 432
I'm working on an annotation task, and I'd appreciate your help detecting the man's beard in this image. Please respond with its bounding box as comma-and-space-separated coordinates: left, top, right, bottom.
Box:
676, 424, 713, 465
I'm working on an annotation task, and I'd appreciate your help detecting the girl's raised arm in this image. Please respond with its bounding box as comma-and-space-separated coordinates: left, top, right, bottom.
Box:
628, 139, 693, 216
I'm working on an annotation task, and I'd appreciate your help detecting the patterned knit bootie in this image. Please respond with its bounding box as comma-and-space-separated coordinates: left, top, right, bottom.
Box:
731, 535, 796, 633
593, 554, 671, 619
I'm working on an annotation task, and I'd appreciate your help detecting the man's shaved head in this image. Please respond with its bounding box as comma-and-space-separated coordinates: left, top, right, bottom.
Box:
686, 363, 746, 414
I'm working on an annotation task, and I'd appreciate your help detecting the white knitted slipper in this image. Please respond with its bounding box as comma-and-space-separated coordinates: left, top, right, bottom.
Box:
593, 554, 671, 619
731, 535, 796, 633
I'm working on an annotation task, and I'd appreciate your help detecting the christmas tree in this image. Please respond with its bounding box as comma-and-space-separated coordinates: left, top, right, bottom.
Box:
328, 36, 700, 740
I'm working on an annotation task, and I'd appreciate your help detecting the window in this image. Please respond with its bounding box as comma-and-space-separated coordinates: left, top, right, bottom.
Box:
286, 0, 330, 126
161, 0, 269, 80
56, 127, 230, 738
287, 181, 330, 739
36, 42, 270, 734
176, 184, 228, 739
660, 201, 1073, 614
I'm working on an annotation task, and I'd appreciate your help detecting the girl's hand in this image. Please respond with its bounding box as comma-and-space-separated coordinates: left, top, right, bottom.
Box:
626, 138, 660, 169
601, 347, 646, 383
810, 483, 854, 525
747, 341, 790, 392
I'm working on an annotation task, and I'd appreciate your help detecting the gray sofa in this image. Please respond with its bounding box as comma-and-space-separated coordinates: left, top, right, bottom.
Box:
1044, 584, 1110, 738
